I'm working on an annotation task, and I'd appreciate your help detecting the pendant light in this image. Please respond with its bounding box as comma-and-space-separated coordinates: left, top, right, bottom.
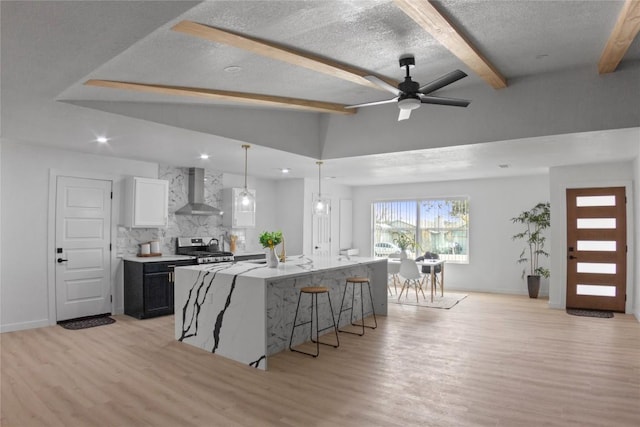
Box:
236, 144, 255, 214
313, 161, 330, 216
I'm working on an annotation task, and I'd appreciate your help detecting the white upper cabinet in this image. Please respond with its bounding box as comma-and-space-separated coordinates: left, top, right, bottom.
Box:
123, 177, 168, 228
223, 187, 256, 228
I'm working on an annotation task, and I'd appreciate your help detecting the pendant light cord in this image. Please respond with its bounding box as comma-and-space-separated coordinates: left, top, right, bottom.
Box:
242, 144, 250, 190
316, 160, 323, 196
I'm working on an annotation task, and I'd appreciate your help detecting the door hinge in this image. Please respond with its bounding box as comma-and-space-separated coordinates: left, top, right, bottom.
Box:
110, 295, 113, 303
110, 243, 112, 251
111, 191, 113, 199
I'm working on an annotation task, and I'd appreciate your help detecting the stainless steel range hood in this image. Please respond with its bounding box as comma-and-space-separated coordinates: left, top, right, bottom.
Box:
175, 168, 222, 216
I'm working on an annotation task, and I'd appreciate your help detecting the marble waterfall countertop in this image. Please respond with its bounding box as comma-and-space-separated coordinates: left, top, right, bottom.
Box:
174, 255, 387, 370
177, 254, 383, 279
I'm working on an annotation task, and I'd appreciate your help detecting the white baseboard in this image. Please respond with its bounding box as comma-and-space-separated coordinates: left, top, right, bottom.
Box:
634, 309, 640, 322
1, 318, 50, 333
446, 286, 549, 298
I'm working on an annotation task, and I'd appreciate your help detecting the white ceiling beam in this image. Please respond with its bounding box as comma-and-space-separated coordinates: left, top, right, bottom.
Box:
393, 0, 507, 89
598, 0, 640, 74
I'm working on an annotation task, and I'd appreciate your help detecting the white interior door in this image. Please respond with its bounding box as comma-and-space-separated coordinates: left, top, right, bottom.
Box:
56, 177, 112, 321
312, 199, 331, 256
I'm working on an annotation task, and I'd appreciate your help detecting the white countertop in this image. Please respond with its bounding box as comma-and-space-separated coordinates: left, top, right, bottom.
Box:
123, 255, 195, 263
177, 255, 385, 280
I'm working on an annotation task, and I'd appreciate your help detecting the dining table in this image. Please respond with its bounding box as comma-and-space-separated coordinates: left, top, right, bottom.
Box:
388, 258, 445, 302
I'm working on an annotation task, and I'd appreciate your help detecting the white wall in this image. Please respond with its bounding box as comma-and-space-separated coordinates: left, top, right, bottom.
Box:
321, 65, 640, 159
549, 161, 635, 313
352, 175, 550, 295
275, 179, 305, 256
219, 176, 351, 258
0, 141, 158, 332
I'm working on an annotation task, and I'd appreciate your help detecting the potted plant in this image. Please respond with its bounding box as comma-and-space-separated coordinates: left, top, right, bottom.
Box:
259, 231, 283, 268
511, 202, 551, 298
392, 231, 416, 259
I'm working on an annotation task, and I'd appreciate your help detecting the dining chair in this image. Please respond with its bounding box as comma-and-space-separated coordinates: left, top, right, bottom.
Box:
398, 259, 425, 302
387, 253, 401, 295
418, 252, 442, 293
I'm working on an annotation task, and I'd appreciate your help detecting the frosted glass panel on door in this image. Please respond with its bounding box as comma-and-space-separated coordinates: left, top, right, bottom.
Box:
577, 262, 616, 274
575, 195, 616, 207
576, 218, 616, 229
576, 284, 616, 297
577, 240, 616, 251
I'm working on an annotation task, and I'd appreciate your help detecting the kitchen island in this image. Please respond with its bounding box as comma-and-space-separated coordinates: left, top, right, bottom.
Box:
174, 255, 387, 370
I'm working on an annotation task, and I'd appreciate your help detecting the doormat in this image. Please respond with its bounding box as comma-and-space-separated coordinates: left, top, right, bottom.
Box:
566, 308, 614, 318
58, 314, 115, 330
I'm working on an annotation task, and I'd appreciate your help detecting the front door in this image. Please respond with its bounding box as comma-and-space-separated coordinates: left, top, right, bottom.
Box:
56, 176, 112, 321
566, 187, 626, 312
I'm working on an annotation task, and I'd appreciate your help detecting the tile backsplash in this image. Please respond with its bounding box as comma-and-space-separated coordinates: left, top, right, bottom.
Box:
117, 165, 247, 257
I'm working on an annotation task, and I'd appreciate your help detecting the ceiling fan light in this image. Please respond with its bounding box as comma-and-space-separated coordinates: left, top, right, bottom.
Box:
398, 98, 420, 110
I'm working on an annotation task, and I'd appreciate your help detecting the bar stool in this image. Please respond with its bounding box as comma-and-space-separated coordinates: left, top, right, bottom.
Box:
289, 286, 339, 357
337, 276, 377, 336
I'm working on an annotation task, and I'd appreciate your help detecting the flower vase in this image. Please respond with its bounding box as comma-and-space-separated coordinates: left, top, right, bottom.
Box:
400, 250, 408, 260
266, 246, 279, 268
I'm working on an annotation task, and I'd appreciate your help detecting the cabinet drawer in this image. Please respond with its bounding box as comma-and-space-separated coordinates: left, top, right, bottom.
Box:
143, 259, 195, 274
144, 262, 170, 274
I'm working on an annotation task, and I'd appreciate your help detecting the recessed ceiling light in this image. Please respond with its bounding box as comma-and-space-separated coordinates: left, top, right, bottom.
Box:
498, 164, 510, 168
535, 54, 549, 60
96, 136, 108, 143
224, 65, 242, 73
281, 168, 290, 174
200, 154, 209, 160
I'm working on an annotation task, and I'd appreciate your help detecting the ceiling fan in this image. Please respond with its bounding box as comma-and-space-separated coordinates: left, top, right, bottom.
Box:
346, 55, 471, 121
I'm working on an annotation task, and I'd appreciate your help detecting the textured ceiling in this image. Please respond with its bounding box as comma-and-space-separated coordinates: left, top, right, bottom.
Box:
2, 0, 639, 185
59, 0, 632, 106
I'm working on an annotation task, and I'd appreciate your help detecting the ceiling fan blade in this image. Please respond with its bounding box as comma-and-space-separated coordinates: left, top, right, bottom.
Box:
84, 80, 356, 115
398, 108, 412, 121
345, 97, 398, 109
419, 69, 468, 94
172, 21, 397, 91
420, 95, 470, 107
364, 75, 401, 96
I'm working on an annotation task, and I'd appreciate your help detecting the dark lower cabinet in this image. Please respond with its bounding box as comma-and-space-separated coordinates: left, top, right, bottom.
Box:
124, 259, 195, 319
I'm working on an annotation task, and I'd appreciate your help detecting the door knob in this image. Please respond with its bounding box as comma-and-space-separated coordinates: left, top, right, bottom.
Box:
568, 255, 576, 260
57, 258, 68, 263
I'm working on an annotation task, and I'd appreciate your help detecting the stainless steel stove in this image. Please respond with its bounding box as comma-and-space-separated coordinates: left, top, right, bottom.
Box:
176, 237, 234, 264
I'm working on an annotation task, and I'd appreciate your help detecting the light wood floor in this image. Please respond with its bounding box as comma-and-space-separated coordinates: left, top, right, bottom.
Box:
1, 293, 639, 426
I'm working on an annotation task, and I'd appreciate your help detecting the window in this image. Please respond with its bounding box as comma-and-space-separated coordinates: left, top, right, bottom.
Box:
372, 198, 469, 263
